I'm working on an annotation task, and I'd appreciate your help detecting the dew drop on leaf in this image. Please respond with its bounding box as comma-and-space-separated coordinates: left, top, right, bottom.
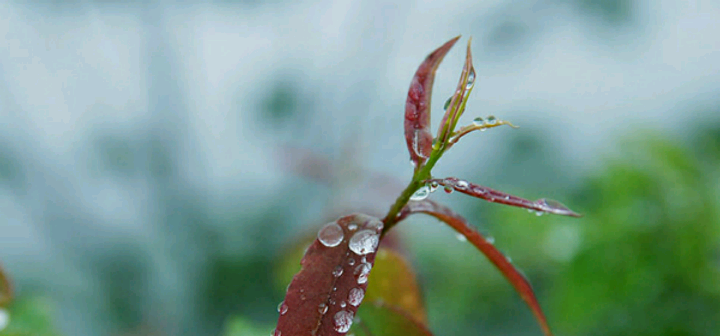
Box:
485, 115, 497, 125
410, 185, 431, 201
348, 288, 365, 306
318, 222, 344, 247
473, 117, 484, 126
277, 301, 288, 315
332, 265, 344, 277
456, 233, 467, 242
444, 185, 454, 193
334, 310, 354, 333
538, 198, 573, 213
486, 236, 495, 244
348, 223, 358, 231
466, 68, 476, 89
349, 230, 379, 255
273, 329, 282, 336
456, 180, 468, 190
355, 263, 372, 284
318, 303, 328, 314
347, 257, 356, 266
365, 219, 384, 233
340, 301, 347, 308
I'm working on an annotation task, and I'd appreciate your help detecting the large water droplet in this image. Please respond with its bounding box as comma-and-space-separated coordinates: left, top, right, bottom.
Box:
318, 303, 328, 314
334, 310, 354, 333
348, 288, 365, 306
485, 115, 497, 125
318, 222, 344, 247
466, 68, 476, 89
355, 263, 372, 284
473, 117, 484, 126
349, 230, 379, 255
410, 185, 431, 201
332, 265, 344, 277
277, 301, 288, 315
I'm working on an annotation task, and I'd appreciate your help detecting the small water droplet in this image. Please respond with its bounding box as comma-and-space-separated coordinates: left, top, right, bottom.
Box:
334, 310, 354, 333
409, 159, 416, 167
349, 230, 379, 255
355, 263, 372, 284
535, 211, 545, 216
365, 219, 384, 232
348, 288, 365, 306
340, 301, 347, 308
348, 223, 358, 231
273, 329, 282, 336
485, 115, 497, 125
332, 266, 344, 277
466, 68, 476, 89
277, 301, 288, 315
456, 180, 469, 190
318, 303, 328, 314
537, 198, 575, 215
444, 185, 454, 193
506, 255, 513, 263
456, 233, 467, 242
443, 97, 452, 111
318, 222, 344, 247
504, 195, 510, 200
360, 256, 367, 264
333, 287, 337, 291
410, 185, 431, 201
486, 236, 495, 244
347, 258, 356, 266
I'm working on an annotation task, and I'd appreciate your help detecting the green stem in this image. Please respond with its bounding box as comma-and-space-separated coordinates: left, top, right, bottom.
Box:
381, 148, 444, 236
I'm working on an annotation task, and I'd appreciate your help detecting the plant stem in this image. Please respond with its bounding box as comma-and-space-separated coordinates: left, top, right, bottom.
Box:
381, 148, 444, 236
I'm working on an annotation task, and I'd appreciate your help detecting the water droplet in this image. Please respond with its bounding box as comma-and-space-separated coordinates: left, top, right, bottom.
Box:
444, 185, 454, 193
456, 233, 467, 242
348, 223, 358, 231
409, 159, 416, 167
410, 185, 431, 201
535, 211, 545, 216
466, 68, 476, 89
318, 303, 328, 314
365, 219, 384, 233
486, 236, 495, 244
430, 180, 439, 189
318, 222, 344, 247
340, 301, 347, 308
349, 230, 379, 255
456, 180, 468, 190
277, 301, 288, 315
504, 195, 510, 200
348, 288, 365, 306
360, 256, 367, 264
355, 263, 372, 284
332, 265, 344, 277
537, 198, 575, 215
443, 97, 452, 111
485, 115, 497, 125
334, 310, 354, 333
472, 117, 484, 126
333, 287, 337, 291
506, 255, 513, 263
347, 258, 355, 266
273, 329, 282, 336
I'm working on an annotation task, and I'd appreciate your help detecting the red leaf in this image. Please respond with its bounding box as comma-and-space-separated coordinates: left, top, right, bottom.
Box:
427, 177, 582, 217
405, 36, 460, 169
398, 200, 553, 336
275, 213, 384, 336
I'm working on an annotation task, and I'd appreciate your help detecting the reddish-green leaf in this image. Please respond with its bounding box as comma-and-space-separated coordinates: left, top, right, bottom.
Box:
351, 302, 433, 336
436, 39, 475, 146
427, 177, 581, 217
405, 36, 460, 169
398, 200, 553, 336
364, 248, 426, 324
275, 213, 384, 336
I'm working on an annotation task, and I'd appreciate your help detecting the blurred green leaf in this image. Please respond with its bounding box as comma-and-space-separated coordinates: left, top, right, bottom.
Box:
221, 316, 273, 336
351, 303, 433, 336
0, 295, 63, 336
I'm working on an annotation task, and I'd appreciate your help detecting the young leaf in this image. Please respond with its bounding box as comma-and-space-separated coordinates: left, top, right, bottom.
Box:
405, 36, 460, 169
427, 177, 581, 217
364, 248, 426, 324
436, 39, 475, 147
398, 199, 553, 336
275, 213, 384, 336
351, 302, 433, 336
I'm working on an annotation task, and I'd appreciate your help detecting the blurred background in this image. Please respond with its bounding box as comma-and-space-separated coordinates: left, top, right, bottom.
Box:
1, 0, 719, 335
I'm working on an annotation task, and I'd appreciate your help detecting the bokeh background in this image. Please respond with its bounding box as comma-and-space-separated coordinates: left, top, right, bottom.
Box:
1, 0, 719, 335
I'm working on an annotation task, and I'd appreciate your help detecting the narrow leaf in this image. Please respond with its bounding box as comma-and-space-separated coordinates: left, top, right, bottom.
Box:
351, 302, 434, 336
405, 36, 460, 169
398, 199, 553, 336
437, 39, 476, 146
275, 213, 384, 336
427, 177, 582, 217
